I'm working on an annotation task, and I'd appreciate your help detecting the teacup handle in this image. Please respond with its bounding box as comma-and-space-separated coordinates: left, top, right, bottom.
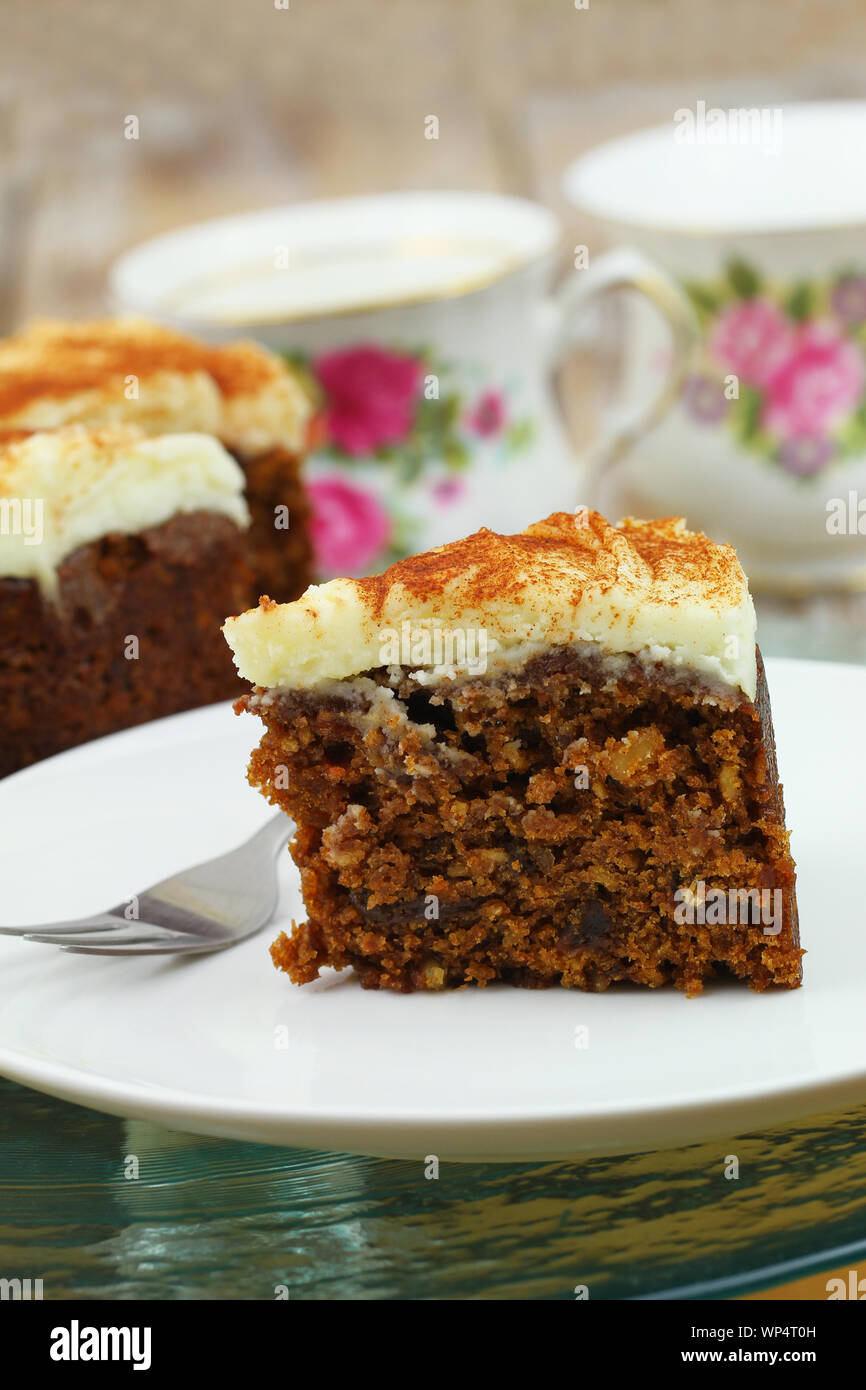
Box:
552, 247, 701, 504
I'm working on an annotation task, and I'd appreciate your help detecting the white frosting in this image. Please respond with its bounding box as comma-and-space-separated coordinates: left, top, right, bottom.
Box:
223, 513, 758, 699
0, 426, 249, 593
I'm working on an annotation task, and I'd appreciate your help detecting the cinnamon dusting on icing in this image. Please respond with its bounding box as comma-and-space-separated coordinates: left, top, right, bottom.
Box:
223, 511, 758, 699
0, 317, 311, 454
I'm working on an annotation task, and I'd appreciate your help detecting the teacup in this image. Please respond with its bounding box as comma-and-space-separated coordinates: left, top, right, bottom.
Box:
110, 191, 690, 578
564, 100, 866, 592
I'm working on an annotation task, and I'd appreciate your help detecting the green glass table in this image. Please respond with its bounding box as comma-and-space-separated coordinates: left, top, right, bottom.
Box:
3, 1080, 866, 1299
2, 601, 864, 1301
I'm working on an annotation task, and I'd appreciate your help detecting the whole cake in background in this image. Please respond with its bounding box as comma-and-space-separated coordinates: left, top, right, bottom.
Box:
0, 317, 313, 777
224, 510, 802, 996
0, 317, 313, 606
0, 424, 249, 778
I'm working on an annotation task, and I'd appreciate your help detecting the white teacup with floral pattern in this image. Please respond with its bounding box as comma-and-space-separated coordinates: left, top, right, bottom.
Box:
111, 191, 691, 579
565, 101, 866, 592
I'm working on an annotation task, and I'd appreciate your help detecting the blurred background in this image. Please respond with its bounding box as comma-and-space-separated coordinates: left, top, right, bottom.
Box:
3, 0, 866, 655
3, 0, 866, 319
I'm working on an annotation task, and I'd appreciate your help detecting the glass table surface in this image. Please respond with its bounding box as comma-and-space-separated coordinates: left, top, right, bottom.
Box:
2, 1080, 866, 1300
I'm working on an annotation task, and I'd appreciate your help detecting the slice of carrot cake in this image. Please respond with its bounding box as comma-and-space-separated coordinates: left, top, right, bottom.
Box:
0, 316, 313, 604
224, 511, 801, 995
0, 424, 249, 776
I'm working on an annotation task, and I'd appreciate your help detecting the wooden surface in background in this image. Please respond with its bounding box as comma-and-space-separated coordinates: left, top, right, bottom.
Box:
3, 0, 866, 322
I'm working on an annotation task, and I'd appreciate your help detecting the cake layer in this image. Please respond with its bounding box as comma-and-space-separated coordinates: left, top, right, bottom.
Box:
246, 645, 800, 994
0, 316, 312, 456
0, 511, 247, 778
0, 425, 249, 593
224, 511, 758, 699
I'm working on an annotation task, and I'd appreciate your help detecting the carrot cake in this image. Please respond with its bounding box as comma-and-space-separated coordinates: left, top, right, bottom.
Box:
0, 316, 313, 604
224, 511, 801, 995
0, 424, 250, 777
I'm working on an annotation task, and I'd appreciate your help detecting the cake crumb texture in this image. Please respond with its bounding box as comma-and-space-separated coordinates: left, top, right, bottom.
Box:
244, 645, 801, 995
0, 512, 248, 777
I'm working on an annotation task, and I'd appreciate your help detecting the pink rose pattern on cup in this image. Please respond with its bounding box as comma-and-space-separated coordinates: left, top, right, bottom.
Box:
286, 344, 534, 577
306, 476, 392, 576
316, 346, 422, 457
683, 260, 866, 477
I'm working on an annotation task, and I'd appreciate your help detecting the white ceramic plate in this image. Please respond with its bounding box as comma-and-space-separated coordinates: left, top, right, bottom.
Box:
0, 657, 862, 1160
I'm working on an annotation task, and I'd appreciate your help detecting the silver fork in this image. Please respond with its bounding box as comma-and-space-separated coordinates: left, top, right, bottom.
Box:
0, 814, 291, 956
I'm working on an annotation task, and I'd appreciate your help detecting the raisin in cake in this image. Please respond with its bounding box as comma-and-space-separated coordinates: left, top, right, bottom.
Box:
0, 316, 313, 604
0, 424, 249, 776
224, 511, 802, 995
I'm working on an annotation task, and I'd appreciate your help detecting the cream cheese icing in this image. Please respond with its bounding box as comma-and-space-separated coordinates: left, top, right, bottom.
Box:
0, 425, 249, 594
223, 511, 758, 700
